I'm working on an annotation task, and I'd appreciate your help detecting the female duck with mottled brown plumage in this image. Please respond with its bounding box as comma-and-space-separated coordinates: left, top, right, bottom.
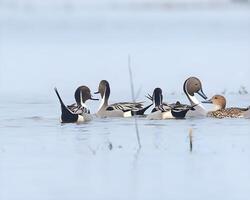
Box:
202, 95, 250, 119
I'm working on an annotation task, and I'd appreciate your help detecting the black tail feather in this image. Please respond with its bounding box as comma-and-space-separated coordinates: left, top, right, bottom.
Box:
171, 104, 197, 119
133, 103, 153, 116
54, 87, 66, 108
54, 87, 78, 123
171, 109, 189, 119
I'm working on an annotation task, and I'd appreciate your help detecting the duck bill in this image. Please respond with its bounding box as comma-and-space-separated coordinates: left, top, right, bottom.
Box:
202, 99, 212, 104
197, 89, 208, 100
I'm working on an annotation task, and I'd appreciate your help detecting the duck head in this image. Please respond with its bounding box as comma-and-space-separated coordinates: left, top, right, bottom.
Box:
183, 77, 207, 105
152, 88, 163, 107
95, 80, 111, 105
75, 86, 98, 106
202, 95, 226, 110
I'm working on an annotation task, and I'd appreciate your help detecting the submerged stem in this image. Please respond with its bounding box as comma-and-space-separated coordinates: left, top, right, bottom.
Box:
189, 128, 193, 152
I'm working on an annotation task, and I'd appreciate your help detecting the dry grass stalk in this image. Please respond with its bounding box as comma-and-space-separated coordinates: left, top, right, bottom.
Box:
189, 128, 193, 152
128, 55, 141, 149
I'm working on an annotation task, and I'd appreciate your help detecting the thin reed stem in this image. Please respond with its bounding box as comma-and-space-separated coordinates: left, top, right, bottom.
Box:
189, 128, 193, 152
128, 55, 141, 149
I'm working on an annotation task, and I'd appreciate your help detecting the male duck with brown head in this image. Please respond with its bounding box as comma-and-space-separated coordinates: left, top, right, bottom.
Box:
147, 88, 196, 120
54, 86, 98, 123
183, 77, 208, 117
203, 95, 250, 118
95, 80, 152, 118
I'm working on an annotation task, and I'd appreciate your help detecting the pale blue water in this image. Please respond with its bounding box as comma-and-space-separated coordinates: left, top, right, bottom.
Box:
0, 5, 250, 200
0, 93, 250, 200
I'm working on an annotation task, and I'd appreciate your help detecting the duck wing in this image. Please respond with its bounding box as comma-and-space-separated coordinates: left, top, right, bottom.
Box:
150, 104, 171, 113
164, 101, 196, 111
209, 107, 246, 118
106, 102, 144, 111
67, 103, 90, 114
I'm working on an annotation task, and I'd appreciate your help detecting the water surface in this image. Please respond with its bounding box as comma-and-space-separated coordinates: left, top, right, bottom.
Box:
0, 6, 250, 200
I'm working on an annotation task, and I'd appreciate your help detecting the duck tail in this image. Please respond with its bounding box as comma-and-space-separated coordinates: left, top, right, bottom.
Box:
54, 87, 66, 108
171, 109, 189, 119
54, 87, 77, 123
133, 103, 153, 116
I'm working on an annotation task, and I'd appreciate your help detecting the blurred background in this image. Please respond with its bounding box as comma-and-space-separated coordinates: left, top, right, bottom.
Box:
0, 0, 250, 103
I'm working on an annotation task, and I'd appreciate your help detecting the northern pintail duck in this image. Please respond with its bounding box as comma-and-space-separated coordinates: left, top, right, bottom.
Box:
54, 86, 98, 123
183, 77, 208, 117
147, 88, 196, 120
95, 80, 152, 118
202, 95, 250, 118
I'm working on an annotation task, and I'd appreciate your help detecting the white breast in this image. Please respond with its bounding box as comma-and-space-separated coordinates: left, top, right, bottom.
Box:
187, 94, 207, 117
147, 111, 163, 120
123, 111, 132, 118
77, 114, 93, 123
162, 111, 175, 119
186, 105, 207, 117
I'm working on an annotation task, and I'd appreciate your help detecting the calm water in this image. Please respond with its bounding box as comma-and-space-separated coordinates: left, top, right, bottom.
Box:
0, 94, 250, 200
0, 6, 250, 200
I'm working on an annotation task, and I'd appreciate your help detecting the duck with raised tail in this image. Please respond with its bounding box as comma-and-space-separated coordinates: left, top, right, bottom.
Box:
147, 88, 196, 120
54, 86, 98, 123
202, 95, 250, 119
183, 77, 208, 117
95, 80, 152, 118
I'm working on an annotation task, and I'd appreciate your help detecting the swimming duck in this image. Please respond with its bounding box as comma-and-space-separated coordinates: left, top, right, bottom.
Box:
202, 95, 250, 118
95, 80, 152, 118
147, 88, 196, 120
183, 77, 208, 117
54, 86, 98, 123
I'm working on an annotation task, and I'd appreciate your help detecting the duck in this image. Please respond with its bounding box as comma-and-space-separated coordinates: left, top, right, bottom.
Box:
54, 86, 98, 123
147, 88, 196, 120
94, 80, 152, 118
202, 95, 250, 118
183, 77, 208, 117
